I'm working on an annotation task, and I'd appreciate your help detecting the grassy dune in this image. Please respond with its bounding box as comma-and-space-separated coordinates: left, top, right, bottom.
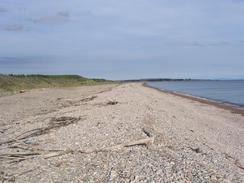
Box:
0, 74, 111, 95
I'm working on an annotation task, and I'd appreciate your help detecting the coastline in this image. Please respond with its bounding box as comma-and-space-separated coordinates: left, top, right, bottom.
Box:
143, 82, 244, 116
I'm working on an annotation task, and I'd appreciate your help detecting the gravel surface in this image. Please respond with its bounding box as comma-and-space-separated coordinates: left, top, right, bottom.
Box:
0, 83, 244, 182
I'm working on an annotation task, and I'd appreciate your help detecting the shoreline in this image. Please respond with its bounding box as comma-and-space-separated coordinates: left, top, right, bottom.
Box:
143, 82, 244, 116
1, 83, 244, 182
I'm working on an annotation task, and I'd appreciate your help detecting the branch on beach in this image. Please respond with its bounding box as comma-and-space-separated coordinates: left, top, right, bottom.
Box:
94, 100, 119, 107
0, 137, 154, 163
0, 116, 84, 146
80, 96, 97, 102
106, 101, 119, 105
43, 137, 154, 159
224, 153, 244, 171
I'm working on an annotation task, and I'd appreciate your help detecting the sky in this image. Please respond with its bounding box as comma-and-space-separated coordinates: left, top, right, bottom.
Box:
0, 0, 244, 80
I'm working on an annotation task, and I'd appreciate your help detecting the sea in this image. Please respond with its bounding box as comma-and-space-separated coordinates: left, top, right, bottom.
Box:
147, 80, 244, 107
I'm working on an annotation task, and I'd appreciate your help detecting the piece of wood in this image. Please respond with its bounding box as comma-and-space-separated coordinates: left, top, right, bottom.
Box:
1, 137, 154, 161
44, 137, 154, 159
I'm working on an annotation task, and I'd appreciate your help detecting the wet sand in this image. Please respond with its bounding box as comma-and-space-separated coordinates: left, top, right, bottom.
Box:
0, 83, 244, 182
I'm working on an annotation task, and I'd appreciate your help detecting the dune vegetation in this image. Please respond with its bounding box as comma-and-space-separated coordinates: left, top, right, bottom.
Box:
0, 74, 111, 95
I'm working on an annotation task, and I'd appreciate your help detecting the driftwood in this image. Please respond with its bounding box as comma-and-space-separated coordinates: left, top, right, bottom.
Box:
224, 153, 244, 171
0, 116, 83, 146
1, 125, 155, 163
0, 137, 154, 163
106, 101, 119, 105
44, 137, 154, 159
80, 96, 97, 102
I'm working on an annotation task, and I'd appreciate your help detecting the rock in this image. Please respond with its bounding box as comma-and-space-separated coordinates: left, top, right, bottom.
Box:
190, 147, 201, 153
23, 139, 32, 144
19, 90, 26, 93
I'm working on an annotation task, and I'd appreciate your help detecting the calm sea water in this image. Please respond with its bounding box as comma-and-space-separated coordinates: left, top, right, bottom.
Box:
147, 80, 244, 106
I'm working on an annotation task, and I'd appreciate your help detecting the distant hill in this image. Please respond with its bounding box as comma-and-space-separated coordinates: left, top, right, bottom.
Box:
120, 78, 193, 82
0, 74, 110, 95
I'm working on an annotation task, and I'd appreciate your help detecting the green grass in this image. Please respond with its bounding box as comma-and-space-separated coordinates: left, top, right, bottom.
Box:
0, 74, 112, 94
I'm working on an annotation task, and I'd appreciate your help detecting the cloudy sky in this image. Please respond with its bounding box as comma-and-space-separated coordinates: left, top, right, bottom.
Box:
0, 0, 244, 79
